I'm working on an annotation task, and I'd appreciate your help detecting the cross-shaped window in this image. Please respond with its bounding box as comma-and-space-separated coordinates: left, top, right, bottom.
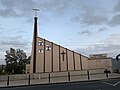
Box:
61, 51, 66, 61
46, 45, 51, 51
38, 41, 43, 46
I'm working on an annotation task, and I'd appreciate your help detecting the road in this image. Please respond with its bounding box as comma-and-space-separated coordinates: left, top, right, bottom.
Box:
0, 78, 120, 90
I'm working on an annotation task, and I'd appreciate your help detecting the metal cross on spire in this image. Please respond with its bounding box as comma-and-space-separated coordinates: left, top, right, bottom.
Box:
32, 8, 40, 17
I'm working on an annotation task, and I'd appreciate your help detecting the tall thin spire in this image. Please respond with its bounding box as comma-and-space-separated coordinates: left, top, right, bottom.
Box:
32, 8, 40, 73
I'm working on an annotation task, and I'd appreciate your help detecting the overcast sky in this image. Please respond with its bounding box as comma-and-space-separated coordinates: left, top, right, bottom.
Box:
0, 0, 120, 64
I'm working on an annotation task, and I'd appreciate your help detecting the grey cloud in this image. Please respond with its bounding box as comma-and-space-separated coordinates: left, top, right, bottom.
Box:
70, 0, 109, 26
108, 14, 120, 26
0, 0, 45, 24
1, 0, 14, 8
109, 0, 120, 26
71, 7, 108, 25
81, 13, 108, 25
42, 0, 77, 11
78, 30, 93, 35
16, 30, 27, 34
0, 0, 84, 19
0, 0, 70, 18
0, 24, 6, 34
0, 0, 36, 18
0, 24, 3, 29
114, 0, 120, 13
0, 36, 31, 50
1, 0, 118, 27
1, 41, 31, 51
98, 27, 107, 32
0, 0, 109, 26
0, 8, 21, 18
43, 0, 67, 12
71, 16, 81, 23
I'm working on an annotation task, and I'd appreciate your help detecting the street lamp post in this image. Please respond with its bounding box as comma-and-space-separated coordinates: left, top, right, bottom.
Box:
116, 54, 120, 73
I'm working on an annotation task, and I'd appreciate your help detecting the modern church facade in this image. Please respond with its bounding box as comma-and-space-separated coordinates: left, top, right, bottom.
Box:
29, 16, 112, 74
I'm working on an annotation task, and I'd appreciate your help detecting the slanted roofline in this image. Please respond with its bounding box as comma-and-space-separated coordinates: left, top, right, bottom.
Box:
37, 36, 89, 59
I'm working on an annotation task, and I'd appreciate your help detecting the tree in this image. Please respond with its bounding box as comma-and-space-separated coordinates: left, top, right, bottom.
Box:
5, 48, 28, 74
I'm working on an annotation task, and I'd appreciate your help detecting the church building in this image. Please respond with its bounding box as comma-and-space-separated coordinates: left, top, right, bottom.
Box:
29, 15, 112, 74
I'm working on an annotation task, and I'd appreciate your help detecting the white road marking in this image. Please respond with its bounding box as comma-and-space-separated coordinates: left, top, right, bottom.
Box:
101, 80, 120, 87
101, 81, 114, 86
113, 81, 120, 86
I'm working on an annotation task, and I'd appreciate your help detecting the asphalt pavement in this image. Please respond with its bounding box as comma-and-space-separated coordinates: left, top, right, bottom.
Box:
0, 78, 120, 90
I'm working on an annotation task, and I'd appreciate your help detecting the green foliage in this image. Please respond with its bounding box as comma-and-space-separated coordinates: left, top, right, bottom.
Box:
5, 48, 28, 74
0, 66, 7, 75
0, 69, 7, 75
0, 68, 3, 75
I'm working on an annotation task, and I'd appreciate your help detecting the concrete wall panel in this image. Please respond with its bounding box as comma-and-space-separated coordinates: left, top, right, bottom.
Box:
45, 41, 52, 72
68, 50, 74, 71
53, 44, 59, 72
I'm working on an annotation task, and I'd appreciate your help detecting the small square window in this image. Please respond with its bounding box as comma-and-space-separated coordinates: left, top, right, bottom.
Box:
39, 49, 43, 53
46, 45, 51, 51
38, 41, 43, 46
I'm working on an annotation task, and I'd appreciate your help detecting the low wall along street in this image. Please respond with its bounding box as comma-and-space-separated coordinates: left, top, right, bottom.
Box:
0, 69, 104, 81
0, 69, 120, 87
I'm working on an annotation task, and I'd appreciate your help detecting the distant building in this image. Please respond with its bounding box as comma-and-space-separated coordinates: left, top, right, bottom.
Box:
89, 53, 108, 59
88, 54, 112, 71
